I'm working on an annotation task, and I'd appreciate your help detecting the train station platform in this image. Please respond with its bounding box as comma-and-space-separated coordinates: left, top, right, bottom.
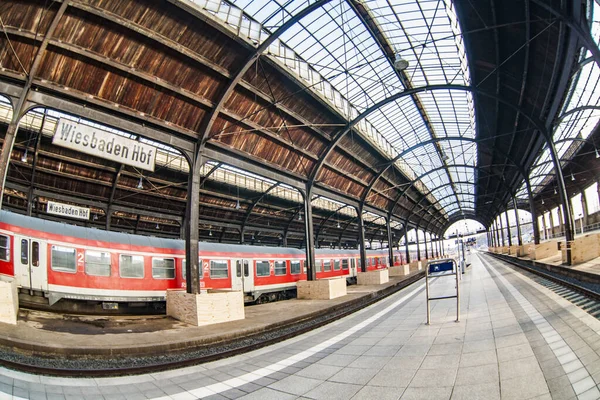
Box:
0, 270, 424, 368
2, 253, 600, 399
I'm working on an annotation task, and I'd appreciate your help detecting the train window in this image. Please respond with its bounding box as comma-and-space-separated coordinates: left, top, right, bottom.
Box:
51, 246, 76, 273
21, 239, 28, 265
32, 242, 39, 267
210, 260, 228, 279
368, 257, 374, 266
243, 260, 249, 277
85, 251, 111, 276
291, 260, 301, 275
181, 258, 201, 279
119, 254, 144, 278
0, 235, 9, 261
333, 259, 340, 271
256, 261, 270, 276
341, 259, 349, 270
323, 260, 331, 272
236, 261, 242, 277
152, 258, 175, 279
274, 261, 286, 275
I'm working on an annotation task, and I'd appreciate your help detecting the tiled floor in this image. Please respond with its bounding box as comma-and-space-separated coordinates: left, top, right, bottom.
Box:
1, 253, 600, 399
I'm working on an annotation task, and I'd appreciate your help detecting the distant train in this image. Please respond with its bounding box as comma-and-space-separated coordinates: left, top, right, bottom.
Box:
0, 211, 412, 311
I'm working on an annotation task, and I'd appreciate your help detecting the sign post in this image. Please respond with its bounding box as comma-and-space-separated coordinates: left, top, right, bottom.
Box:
425, 258, 460, 324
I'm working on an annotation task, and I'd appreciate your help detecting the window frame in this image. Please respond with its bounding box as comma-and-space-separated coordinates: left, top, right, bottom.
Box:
209, 259, 229, 279
341, 258, 349, 270
290, 260, 301, 275
274, 260, 287, 276
119, 254, 145, 279
0, 234, 9, 262
50, 245, 77, 273
256, 260, 270, 277
84, 250, 112, 277
152, 257, 176, 280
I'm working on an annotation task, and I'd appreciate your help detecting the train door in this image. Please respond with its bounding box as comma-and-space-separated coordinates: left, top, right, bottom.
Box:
350, 258, 356, 277
14, 235, 48, 291
232, 259, 254, 292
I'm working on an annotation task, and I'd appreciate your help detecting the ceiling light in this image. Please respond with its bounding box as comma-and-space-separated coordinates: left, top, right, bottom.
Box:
337, 221, 341, 228
21, 149, 28, 163
156, 223, 159, 229
596, 148, 600, 158
541, 198, 545, 205
571, 173, 575, 181
393, 53, 409, 71
209, 229, 212, 236
554, 187, 557, 195
298, 213, 302, 221
137, 177, 143, 189
235, 199, 241, 210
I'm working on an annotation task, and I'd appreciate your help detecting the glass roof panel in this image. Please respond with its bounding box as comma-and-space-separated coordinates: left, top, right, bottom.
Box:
221, 0, 477, 218
517, 14, 600, 200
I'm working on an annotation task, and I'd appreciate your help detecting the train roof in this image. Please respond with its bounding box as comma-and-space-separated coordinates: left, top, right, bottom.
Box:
0, 211, 400, 257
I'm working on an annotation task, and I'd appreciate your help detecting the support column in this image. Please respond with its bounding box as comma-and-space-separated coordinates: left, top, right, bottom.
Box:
499, 216, 506, 247
557, 206, 564, 236
541, 213, 548, 240
548, 141, 575, 264
386, 215, 394, 267
185, 156, 201, 295
357, 204, 367, 273
505, 211, 512, 247
404, 223, 410, 264
303, 184, 316, 280
513, 199, 523, 246
424, 232, 429, 259
525, 179, 540, 244
581, 193, 588, 225
495, 220, 501, 247
549, 211, 555, 238
416, 229, 421, 260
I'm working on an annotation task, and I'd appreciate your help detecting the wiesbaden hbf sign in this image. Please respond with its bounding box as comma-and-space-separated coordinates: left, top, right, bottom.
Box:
47, 201, 90, 220
52, 118, 157, 172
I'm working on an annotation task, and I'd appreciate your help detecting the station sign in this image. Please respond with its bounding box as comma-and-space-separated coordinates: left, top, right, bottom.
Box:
47, 201, 90, 220
52, 118, 156, 172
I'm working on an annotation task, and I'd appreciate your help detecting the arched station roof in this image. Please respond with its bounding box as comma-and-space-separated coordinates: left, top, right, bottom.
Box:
0, 0, 599, 244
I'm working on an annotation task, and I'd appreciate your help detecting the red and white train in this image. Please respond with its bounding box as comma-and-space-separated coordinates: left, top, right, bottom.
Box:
0, 211, 410, 310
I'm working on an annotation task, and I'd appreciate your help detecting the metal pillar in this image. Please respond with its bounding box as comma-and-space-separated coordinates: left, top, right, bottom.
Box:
424, 232, 429, 259
513, 198, 523, 246
185, 158, 201, 295
505, 211, 512, 247
525, 179, 540, 244
557, 206, 564, 236
386, 216, 394, 267
541, 213, 548, 240
303, 184, 317, 280
499, 215, 506, 247
416, 229, 421, 260
404, 223, 410, 264
548, 141, 575, 264
357, 204, 367, 273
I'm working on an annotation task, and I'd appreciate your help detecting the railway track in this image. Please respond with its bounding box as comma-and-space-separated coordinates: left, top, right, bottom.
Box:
488, 253, 600, 319
0, 271, 425, 378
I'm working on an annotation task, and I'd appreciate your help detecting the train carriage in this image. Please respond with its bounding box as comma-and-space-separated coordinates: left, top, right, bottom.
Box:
0, 211, 408, 310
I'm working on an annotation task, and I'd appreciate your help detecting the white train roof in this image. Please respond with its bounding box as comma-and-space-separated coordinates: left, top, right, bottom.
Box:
0, 211, 395, 257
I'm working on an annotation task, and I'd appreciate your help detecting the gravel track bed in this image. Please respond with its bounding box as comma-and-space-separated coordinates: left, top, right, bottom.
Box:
489, 253, 600, 294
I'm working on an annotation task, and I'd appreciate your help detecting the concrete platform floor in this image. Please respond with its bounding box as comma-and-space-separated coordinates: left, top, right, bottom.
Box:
0, 273, 421, 358
2, 252, 600, 399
